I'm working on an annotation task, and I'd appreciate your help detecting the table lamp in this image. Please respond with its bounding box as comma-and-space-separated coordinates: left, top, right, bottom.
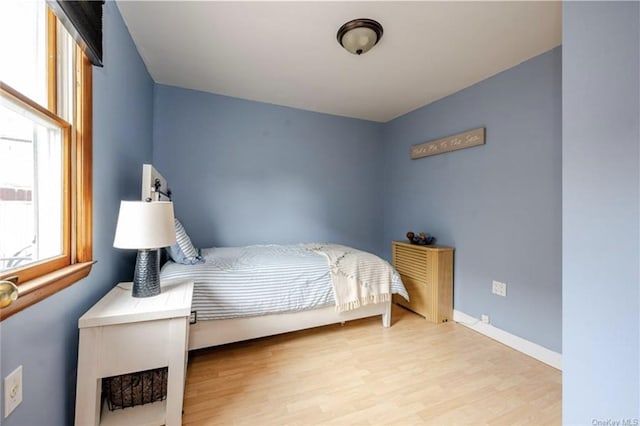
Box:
113, 201, 176, 297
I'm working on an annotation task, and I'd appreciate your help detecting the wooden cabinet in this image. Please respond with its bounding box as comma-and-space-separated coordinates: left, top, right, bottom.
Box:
392, 241, 453, 323
75, 280, 193, 426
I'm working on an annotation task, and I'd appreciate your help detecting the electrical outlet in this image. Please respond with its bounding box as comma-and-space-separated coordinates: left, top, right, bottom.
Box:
481, 314, 490, 324
497, 281, 507, 297
492, 280, 507, 297
4, 365, 22, 418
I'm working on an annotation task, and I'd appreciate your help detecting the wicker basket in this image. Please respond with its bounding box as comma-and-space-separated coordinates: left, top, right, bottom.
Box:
102, 367, 168, 410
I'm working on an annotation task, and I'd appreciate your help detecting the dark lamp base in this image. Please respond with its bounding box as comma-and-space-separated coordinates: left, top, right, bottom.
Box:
132, 249, 161, 298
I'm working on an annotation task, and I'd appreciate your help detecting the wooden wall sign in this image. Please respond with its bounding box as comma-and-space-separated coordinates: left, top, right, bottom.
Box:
410, 127, 485, 160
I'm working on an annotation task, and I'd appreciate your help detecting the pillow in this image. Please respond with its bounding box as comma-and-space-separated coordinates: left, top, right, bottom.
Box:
166, 218, 204, 265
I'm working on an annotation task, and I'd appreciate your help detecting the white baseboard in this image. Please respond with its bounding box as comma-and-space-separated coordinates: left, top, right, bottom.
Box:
453, 310, 562, 370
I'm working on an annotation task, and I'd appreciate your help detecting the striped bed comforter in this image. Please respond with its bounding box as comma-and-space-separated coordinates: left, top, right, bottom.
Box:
160, 244, 408, 321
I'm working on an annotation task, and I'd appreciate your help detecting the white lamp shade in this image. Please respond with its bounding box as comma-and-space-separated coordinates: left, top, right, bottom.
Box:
113, 201, 176, 249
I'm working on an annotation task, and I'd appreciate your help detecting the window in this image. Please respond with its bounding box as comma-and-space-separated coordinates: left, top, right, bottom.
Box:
0, 90, 69, 272
0, 0, 94, 320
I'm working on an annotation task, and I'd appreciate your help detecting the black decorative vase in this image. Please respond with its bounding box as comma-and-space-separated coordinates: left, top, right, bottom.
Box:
132, 249, 161, 297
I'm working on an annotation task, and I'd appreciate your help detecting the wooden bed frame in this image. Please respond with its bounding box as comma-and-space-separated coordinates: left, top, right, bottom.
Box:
142, 163, 170, 202
189, 302, 391, 350
141, 164, 394, 351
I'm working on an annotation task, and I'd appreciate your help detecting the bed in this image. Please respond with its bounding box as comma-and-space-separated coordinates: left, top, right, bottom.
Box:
141, 164, 408, 351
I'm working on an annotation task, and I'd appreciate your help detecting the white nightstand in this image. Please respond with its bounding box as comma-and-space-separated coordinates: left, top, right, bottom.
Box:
74, 280, 194, 426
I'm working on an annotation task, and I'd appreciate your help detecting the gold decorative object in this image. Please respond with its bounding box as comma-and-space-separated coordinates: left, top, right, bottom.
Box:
0, 280, 19, 308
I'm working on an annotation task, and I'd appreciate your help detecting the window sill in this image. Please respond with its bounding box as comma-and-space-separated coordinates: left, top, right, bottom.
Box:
0, 261, 95, 321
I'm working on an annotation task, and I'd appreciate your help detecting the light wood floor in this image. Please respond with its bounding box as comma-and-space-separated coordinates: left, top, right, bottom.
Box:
183, 305, 561, 425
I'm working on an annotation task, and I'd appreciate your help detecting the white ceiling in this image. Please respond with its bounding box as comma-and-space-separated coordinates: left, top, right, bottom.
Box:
116, 1, 561, 123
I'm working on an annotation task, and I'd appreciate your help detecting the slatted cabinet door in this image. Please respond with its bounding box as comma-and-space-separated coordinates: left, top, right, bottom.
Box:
392, 241, 453, 323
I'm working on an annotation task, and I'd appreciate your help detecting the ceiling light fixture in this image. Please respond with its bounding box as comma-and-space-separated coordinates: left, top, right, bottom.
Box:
337, 18, 383, 55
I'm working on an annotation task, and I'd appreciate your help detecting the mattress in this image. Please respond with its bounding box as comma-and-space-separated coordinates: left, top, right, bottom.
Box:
160, 244, 407, 321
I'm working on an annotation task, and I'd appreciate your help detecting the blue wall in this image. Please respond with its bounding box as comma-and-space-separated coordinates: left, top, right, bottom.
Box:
153, 85, 385, 255
0, 2, 154, 424
153, 50, 563, 353
563, 1, 640, 422
382, 48, 562, 352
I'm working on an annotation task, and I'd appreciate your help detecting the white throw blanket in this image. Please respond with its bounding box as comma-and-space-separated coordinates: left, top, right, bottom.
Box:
306, 244, 396, 312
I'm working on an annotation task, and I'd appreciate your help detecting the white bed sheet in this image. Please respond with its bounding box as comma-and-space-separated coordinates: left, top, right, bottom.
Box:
161, 244, 407, 321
